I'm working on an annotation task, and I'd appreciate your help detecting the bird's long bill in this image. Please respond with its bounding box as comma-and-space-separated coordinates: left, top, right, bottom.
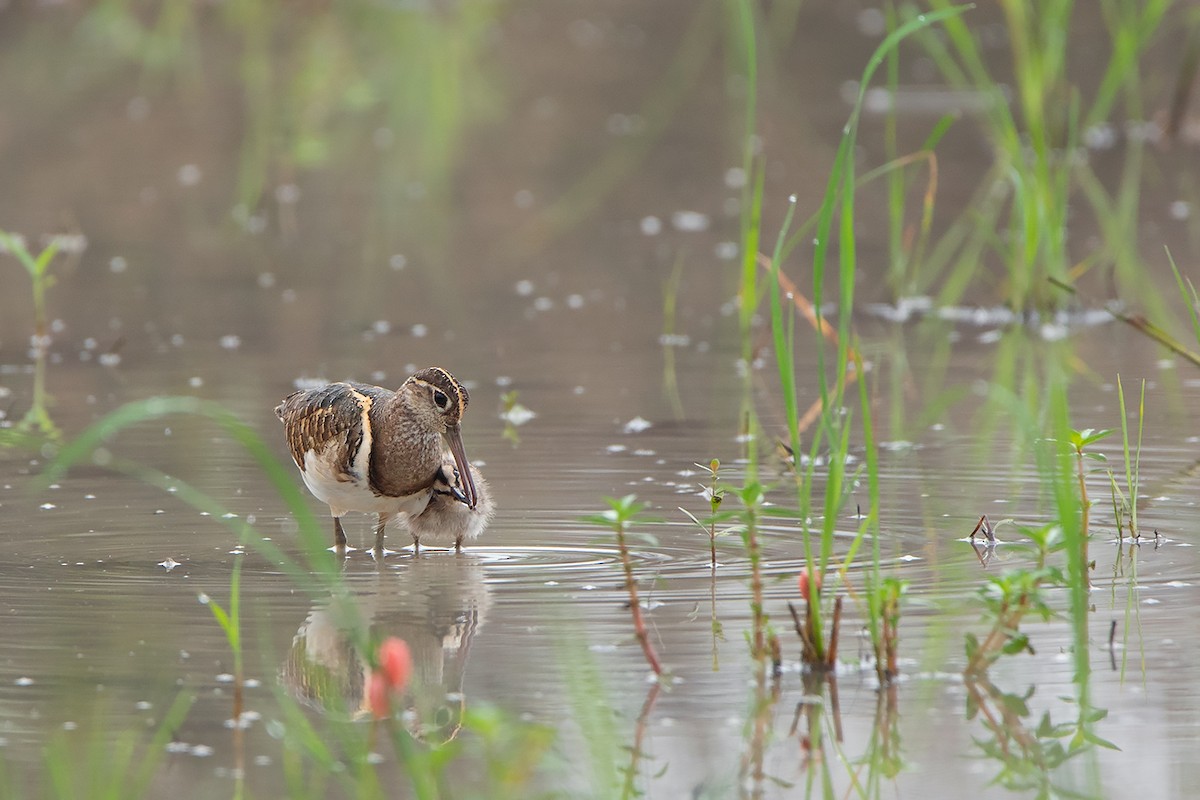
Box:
445, 424, 478, 509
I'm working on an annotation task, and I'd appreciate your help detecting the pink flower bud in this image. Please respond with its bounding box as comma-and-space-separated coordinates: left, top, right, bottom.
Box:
365, 671, 390, 720
798, 569, 822, 602
378, 637, 413, 691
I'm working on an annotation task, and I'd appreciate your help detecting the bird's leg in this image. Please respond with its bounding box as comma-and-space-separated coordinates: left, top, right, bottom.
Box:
455, 536, 464, 553
333, 516, 347, 548
374, 513, 392, 552
411, 533, 422, 556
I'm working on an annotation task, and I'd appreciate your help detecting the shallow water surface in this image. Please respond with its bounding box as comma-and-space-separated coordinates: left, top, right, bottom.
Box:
2, 2, 1200, 798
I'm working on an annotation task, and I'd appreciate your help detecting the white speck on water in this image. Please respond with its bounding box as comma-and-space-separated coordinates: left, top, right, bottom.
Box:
15, 677, 33, 687
159, 557, 180, 571
623, 416, 652, 433
127, 95, 150, 120
1083, 122, 1117, 150
495, 375, 513, 387
515, 279, 535, 296
606, 444, 627, 454
274, 183, 300, 204
671, 210, 710, 232
724, 167, 746, 189
98, 353, 121, 367
500, 404, 536, 426
256, 272, 275, 289
573, 385, 585, 395
1039, 322, 1068, 341
856, 7, 885, 36
1165, 581, 1191, 588
372, 320, 391, 335
219, 335, 241, 350
533, 297, 553, 312
714, 241, 738, 260
633, 449, 656, 457
788, 194, 797, 204
215, 673, 235, 683
640, 215, 662, 236
410, 323, 428, 338
898, 554, 921, 562
40, 503, 55, 510
198, 593, 210, 605
566, 293, 585, 309
580, 585, 598, 591
188, 376, 203, 388
658, 333, 691, 347
84, 494, 96, 500
389, 253, 407, 270
62, 721, 77, 731
1143, 598, 1161, 605
1170, 200, 1190, 220
977, 329, 1003, 345
109, 256, 128, 273
135, 700, 153, 710
177, 164, 202, 187
170, 334, 184, 346
190, 745, 215, 758
514, 188, 534, 209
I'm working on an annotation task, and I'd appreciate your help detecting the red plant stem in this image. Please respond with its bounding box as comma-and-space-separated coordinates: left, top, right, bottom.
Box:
616, 523, 663, 675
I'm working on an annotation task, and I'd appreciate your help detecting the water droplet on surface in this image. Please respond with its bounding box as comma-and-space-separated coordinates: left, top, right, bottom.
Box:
274, 183, 300, 204
515, 279, 535, 296
109, 256, 128, 273
640, 216, 662, 236
671, 210, 710, 232
623, 416, 652, 434
177, 164, 202, 187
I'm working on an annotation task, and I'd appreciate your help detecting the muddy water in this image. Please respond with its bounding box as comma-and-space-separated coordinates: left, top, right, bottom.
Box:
3, 2, 1200, 798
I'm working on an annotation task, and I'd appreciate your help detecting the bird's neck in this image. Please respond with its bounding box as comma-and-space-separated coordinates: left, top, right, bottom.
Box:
368, 394, 442, 497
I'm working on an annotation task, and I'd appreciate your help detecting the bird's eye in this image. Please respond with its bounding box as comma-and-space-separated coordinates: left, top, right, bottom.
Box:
432, 389, 450, 411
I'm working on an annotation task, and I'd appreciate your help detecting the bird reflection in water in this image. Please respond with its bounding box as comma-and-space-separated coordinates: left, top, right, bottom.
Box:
281, 552, 492, 743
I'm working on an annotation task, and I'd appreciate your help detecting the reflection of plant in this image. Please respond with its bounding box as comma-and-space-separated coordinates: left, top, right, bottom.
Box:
966, 675, 1116, 796
964, 524, 1063, 677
